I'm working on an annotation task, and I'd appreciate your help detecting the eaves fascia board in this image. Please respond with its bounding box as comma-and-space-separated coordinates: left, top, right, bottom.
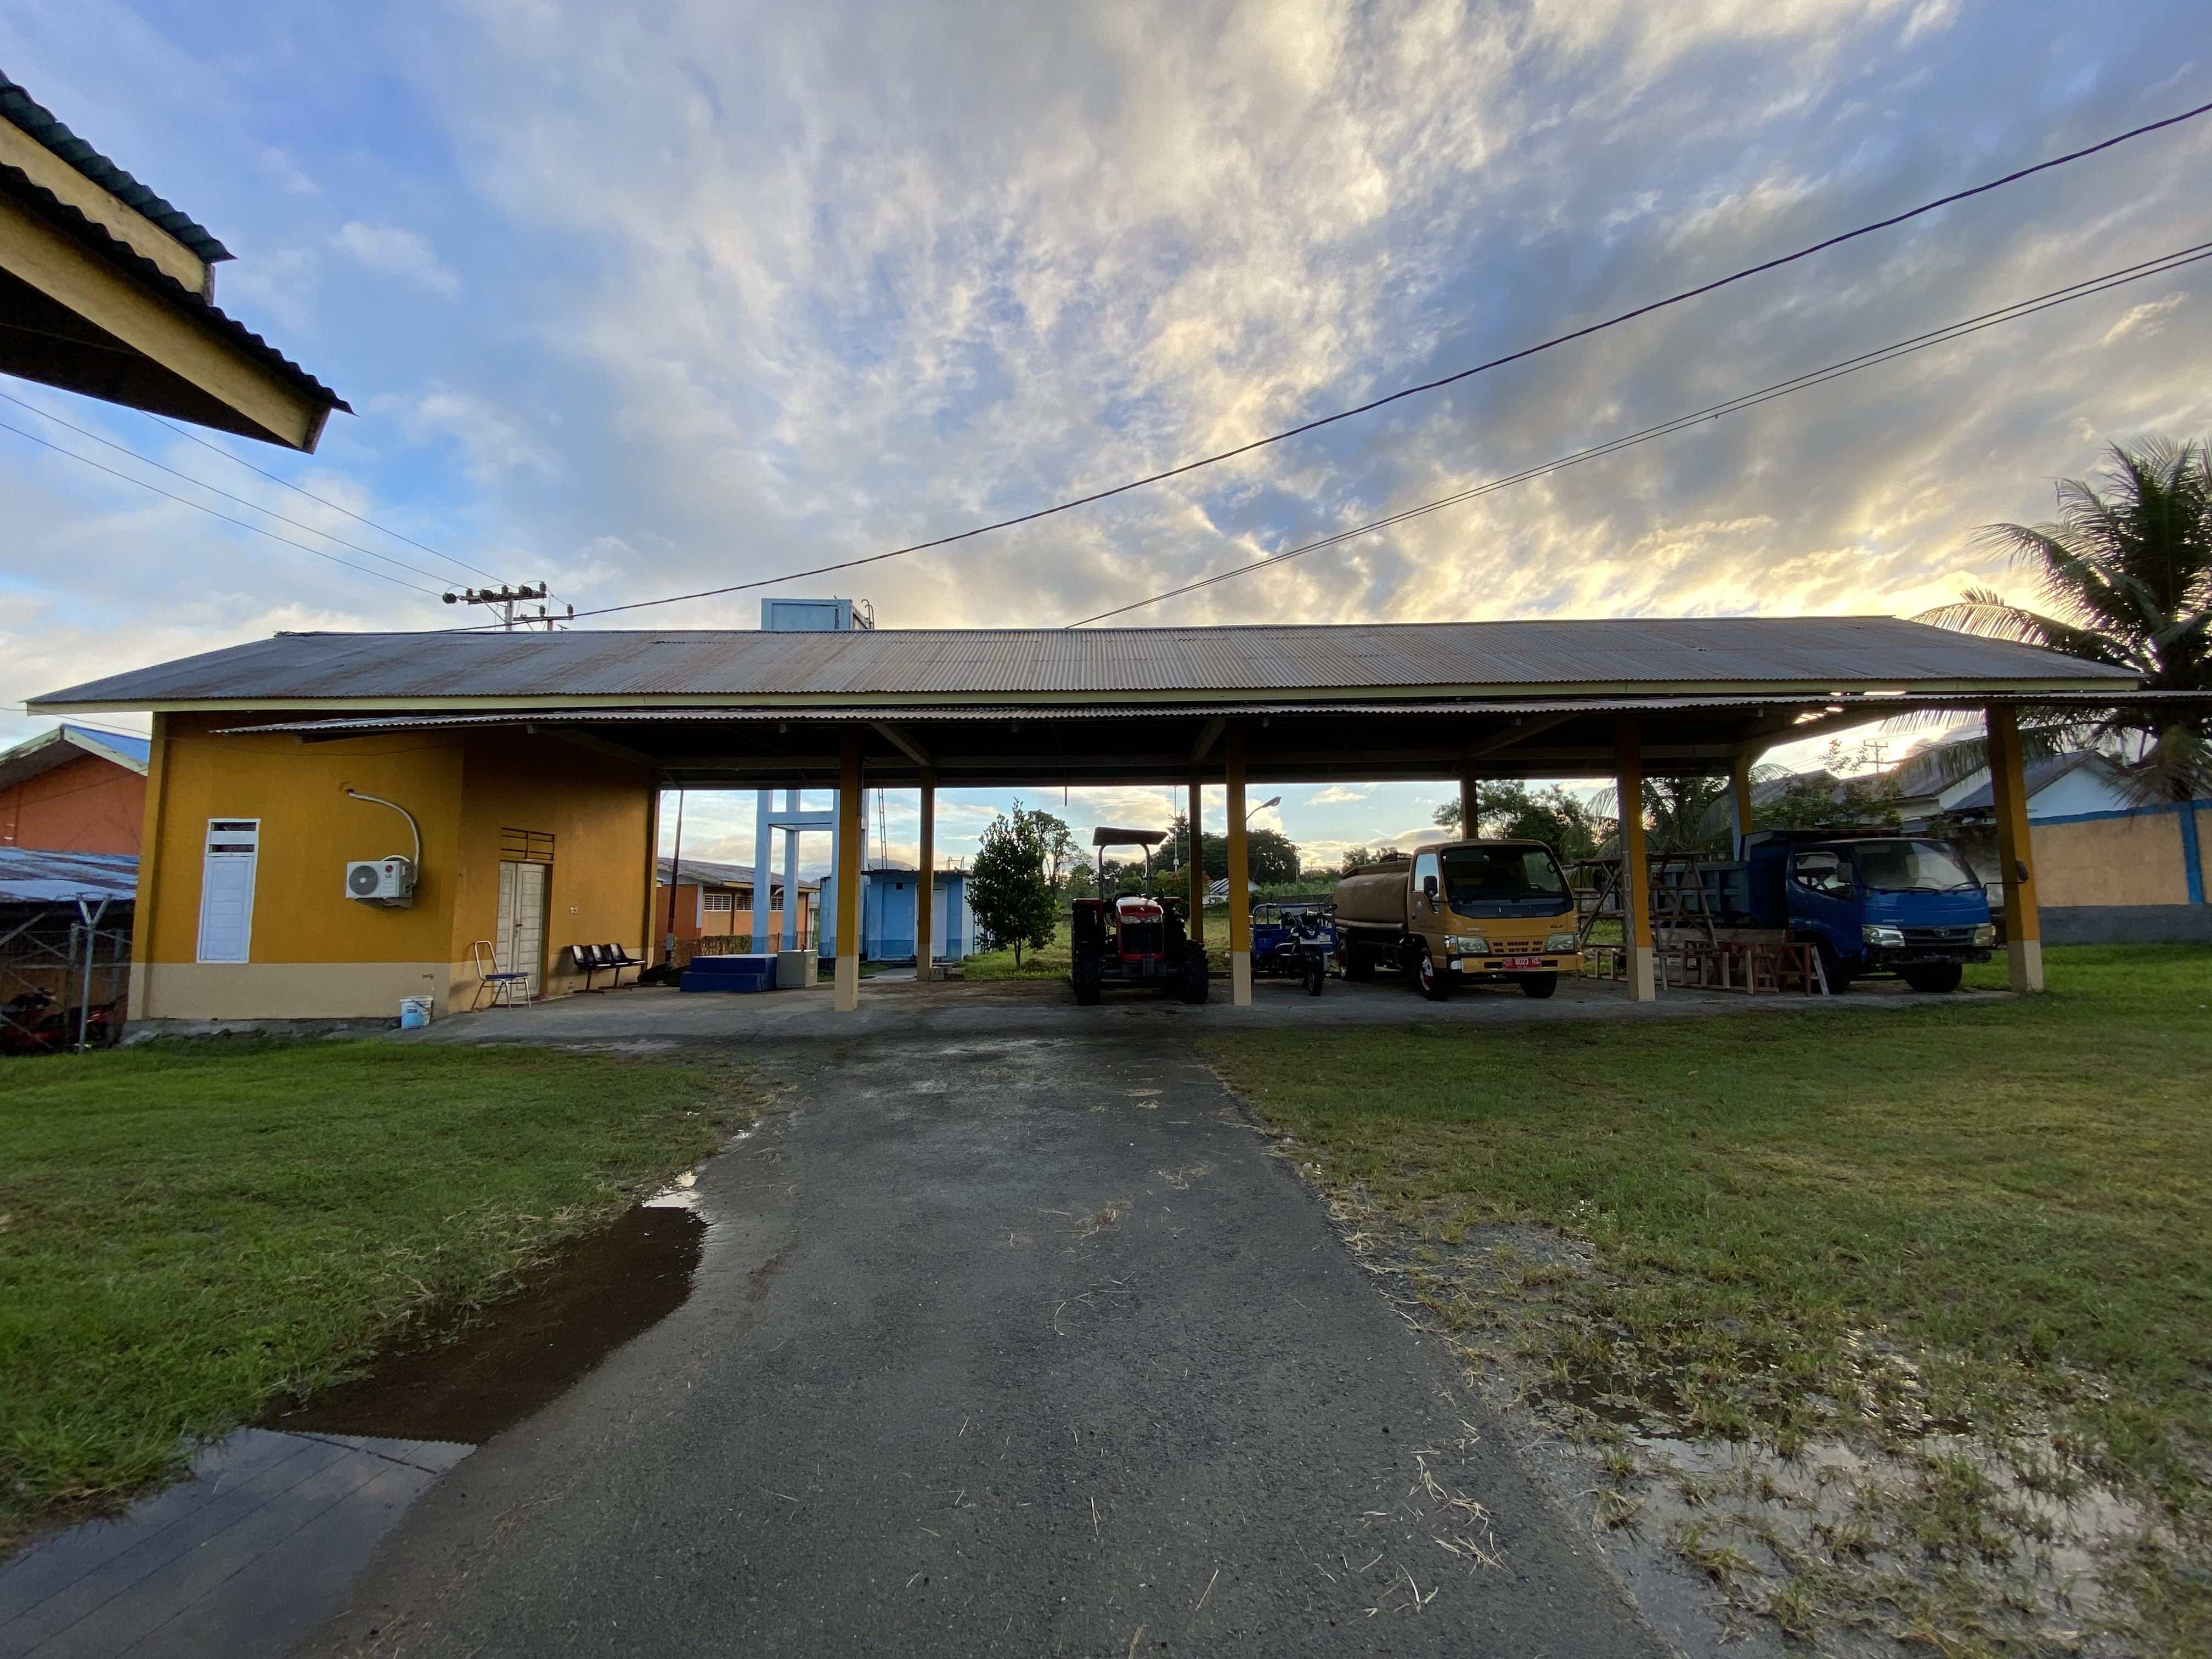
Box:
34, 677, 2147, 717
0, 161, 347, 414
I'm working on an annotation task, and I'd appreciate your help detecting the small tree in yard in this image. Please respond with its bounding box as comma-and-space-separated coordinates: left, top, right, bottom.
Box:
970, 805, 1058, 964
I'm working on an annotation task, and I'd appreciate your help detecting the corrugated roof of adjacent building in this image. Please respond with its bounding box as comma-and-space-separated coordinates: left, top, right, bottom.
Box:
656, 855, 819, 890
0, 723, 150, 791
0, 846, 137, 905
30, 617, 2142, 711
1945, 751, 2113, 812
0, 71, 231, 261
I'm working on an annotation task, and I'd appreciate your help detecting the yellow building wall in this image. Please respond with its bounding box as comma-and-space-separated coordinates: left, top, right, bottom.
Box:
131, 714, 653, 1023
2031, 812, 2192, 907
445, 733, 655, 1006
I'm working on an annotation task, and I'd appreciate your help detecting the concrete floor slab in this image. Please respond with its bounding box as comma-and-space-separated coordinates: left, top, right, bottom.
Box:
400, 970, 2001, 1047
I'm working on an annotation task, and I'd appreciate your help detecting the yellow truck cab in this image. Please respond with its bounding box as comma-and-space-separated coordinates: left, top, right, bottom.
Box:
1333, 839, 1583, 1000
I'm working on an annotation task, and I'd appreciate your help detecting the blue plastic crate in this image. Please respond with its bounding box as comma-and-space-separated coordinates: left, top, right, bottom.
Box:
679, 953, 776, 994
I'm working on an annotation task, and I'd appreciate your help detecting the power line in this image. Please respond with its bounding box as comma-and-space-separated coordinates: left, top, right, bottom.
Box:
556, 96, 2212, 624
145, 413, 517, 590
0, 389, 465, 587
0, 417, 444, 595
1065, 238, 2212, 625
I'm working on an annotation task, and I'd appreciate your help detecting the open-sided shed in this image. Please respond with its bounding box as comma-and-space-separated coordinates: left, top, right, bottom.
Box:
31, 616, 2163, 1024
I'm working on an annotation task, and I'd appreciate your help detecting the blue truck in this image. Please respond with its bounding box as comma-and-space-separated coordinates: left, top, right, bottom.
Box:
1730, 830, 1995, 993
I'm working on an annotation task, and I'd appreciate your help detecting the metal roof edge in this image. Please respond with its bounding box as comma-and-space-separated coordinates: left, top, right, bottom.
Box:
38, 675, 2154, 718
0, 71, 231, 261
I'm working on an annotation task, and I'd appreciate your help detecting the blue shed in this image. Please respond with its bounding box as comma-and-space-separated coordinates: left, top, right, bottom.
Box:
820, 867, 968, 963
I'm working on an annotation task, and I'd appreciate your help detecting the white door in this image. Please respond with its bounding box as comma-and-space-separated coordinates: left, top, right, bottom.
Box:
495, 860, 548, 994
196, 819, 259, 963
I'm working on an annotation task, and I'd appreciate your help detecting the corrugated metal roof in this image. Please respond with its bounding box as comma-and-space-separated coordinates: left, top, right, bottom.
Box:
34, 618, 2142, 712
657, 855, 819, 890
0, 71, 231, 261
0, 724, 150, 790
1945, 751, 2114, 812
0, 847, 137, 905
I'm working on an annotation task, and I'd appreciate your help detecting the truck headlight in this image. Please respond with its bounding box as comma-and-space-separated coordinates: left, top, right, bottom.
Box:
1445, 934, 1490, 955
1545, 932, 1580, 953
1972, 923, 1995, 946
1861, 924, 1905, 949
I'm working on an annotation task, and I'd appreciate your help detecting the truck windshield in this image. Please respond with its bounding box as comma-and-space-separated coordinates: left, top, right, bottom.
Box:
1440, 844, 1571, 916
1849, 840, 1981, 893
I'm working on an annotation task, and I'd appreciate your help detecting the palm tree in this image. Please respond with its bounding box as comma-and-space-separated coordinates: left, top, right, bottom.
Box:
1917, 437, 2211, 803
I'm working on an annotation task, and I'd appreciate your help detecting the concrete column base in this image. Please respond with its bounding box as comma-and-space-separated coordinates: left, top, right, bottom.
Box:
2008, 938, 2044, 993
1627, 945, 1657, 1002
1231, 950, 1252, 1006
834, 955, 860, 1011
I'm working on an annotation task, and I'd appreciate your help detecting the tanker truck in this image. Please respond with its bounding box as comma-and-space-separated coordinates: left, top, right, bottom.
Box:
1333, 840, 1583, 1000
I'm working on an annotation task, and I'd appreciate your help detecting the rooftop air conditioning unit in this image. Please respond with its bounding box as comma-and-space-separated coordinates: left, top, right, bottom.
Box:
346, 857, 416, 907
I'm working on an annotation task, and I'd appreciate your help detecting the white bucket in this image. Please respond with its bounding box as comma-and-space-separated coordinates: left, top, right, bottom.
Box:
398, 996, 433, 1029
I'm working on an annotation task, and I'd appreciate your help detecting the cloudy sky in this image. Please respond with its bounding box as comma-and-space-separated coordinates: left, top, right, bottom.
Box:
3, 0, 2207, 873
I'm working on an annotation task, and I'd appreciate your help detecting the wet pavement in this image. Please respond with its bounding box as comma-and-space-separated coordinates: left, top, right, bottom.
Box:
0, 1193, 706, 1659
288, 1032, 1674, 1658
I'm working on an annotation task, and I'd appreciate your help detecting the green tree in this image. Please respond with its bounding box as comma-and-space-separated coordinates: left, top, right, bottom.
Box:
1164, 813, 1302, 886
1919, 437, 2212, 802
969, 804, 1058, 964
1751, 741, 1903, 832
1019, 808, 1077, 894
1433, 782, 1605, 860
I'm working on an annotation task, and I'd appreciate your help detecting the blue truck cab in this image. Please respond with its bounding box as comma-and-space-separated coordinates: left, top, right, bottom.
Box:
1740, 830, 1995, 992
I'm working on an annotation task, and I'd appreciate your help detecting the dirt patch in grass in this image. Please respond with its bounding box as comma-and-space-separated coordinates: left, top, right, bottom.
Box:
1207, 945, 2212, 1656
0, 1035, 769, 1551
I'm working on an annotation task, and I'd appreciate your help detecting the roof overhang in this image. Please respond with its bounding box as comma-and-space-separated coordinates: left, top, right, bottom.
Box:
0, 77, 345, 450
0, 723, 149, 791
190, 689, 2204, 791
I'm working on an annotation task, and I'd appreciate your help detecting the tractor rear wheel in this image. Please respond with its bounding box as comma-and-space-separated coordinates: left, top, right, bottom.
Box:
1178, 942, 1211, 1003
1072, 951, 1104, 1006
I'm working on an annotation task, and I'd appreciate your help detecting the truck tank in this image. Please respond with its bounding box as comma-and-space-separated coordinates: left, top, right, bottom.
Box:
1331, 861, 1412, 928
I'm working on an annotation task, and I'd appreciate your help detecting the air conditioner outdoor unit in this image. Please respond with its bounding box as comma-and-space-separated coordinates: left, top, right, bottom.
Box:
346, 857, 416, 907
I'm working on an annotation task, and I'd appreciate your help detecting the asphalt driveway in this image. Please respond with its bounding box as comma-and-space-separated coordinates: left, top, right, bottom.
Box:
298, 1031, 1669, 1657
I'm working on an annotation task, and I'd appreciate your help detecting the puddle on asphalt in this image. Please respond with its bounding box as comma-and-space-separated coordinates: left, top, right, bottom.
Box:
0, 1190, 709, 1658
268, 1199, 706, 1443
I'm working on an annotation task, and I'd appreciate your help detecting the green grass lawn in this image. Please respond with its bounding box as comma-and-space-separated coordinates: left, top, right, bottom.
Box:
0, 1037, 764, 1550
961, 918, 1074, 980
1205, 945, 2212, 1655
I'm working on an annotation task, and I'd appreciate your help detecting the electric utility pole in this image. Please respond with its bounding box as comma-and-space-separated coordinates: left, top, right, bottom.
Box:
442, 583, 573, 630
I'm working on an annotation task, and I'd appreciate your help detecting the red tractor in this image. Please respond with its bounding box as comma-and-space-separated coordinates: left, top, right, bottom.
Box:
1070, 827, 1210, 1006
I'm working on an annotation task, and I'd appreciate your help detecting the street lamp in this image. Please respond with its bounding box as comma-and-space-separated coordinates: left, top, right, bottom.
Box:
1247, 795, 1282, 821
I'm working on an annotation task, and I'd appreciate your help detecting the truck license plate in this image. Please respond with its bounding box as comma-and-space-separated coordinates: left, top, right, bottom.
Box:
1501, 955, 1546, 970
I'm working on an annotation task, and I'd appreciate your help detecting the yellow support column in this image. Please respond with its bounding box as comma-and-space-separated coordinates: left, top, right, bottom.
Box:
915, 769, 936, 980
1615, 716, 1657, 1001
834, 731, 864, 1012
1985, 706, 2044, 992
1729, 751, 1756, 856
1459, 775, 1480, 839
1226, 728, 1252, 1006
1187, 772, 1206, 944
129, 712, 171, 1025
